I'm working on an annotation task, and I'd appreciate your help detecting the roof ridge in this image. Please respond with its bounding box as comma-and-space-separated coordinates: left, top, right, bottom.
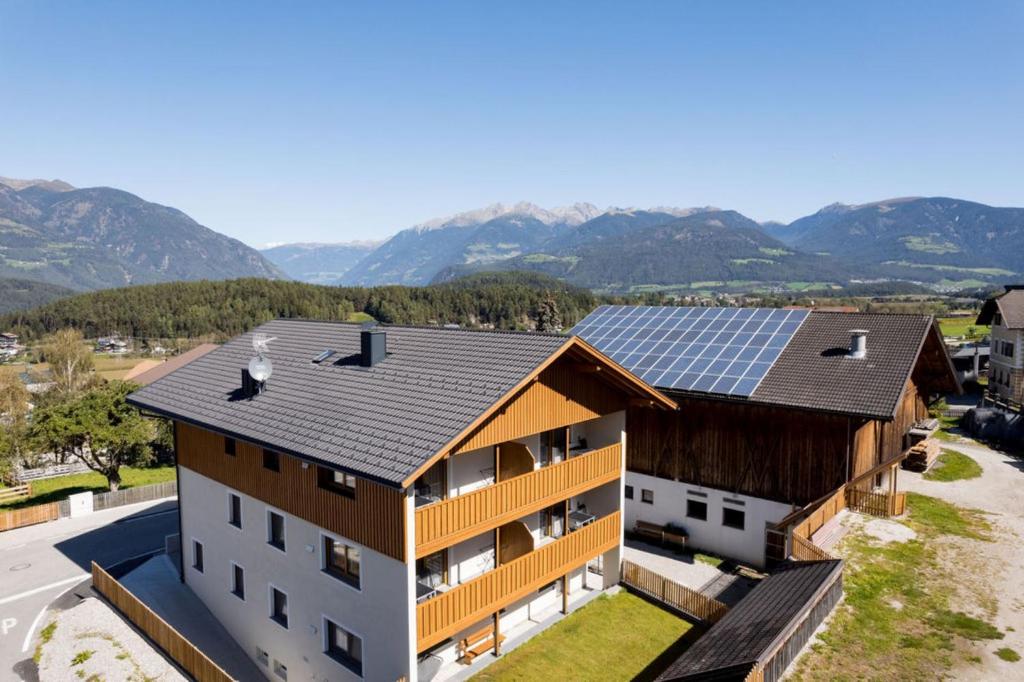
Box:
257, 318, 569, 339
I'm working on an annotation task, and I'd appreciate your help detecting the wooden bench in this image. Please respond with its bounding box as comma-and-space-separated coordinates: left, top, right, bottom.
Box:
457, 623, 506, 664
635, 520, 688, 549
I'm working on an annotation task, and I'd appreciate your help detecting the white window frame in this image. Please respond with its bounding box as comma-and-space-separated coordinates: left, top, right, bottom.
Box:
266, 507, 287, 554
227, 490, 243, 531
230, 561, 245, 600
319, 531, 362, 593
268, 583, 289, 629
321, 613, 365, 678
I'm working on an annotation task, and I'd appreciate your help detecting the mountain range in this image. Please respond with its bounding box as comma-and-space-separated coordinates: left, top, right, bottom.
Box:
0, 177, 284, 291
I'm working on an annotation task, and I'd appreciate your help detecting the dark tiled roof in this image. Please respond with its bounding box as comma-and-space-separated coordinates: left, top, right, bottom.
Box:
128, 320, 568, 486
128, 344, 218, 386
748, 312, 937, 419
657, 560, 842, 681
977, 288, 1024, 329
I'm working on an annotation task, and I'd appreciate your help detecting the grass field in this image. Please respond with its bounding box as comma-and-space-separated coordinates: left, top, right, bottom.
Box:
471, 591, 694, 681
924, 450, 984, 482
790, 493, 1000, 680
0, 466, 176, 509
8, 354, 152, 382
938, 317, 990, 340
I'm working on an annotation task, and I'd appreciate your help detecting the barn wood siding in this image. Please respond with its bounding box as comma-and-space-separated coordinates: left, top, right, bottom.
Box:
452, 358, 627, 455
851, 377, 928, 484
627, 399, 852, 507
175, 422, 406, 561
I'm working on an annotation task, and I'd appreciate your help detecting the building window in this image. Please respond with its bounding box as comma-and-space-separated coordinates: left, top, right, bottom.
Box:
325, 618, 363, 676
540, 504, 566, 538
539, 428, 567, 466
323, 535, 361, 588
624, 485, 634, 500
270, 587, 288, 628
268, 511, 286, 551
686, 499, 708, 521
1005, 343, 1016, 359
231, 563, 245, 600
641, 489, 654, 505
225, 437, 236, 456
723, 507, 745, 530
994, 312, 1002, 326
317, 466, 357, 498
192, 540, 204, 573
263, 449, 280, 472
228, 493, 242, 528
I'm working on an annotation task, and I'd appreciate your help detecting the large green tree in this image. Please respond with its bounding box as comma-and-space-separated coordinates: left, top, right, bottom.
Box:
41, 328, 95, 395
29, 381, 153, 490
0, 366, 31, 482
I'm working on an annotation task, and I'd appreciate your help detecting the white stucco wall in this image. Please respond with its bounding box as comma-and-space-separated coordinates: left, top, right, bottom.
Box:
448, 445, 495, 497
624, 472, 793, 568
179, 467, 412, 682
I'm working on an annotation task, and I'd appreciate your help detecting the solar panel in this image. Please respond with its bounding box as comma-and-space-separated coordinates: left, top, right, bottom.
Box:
571, 305, 809, 397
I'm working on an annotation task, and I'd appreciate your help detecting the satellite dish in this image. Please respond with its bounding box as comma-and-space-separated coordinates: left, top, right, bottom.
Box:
248, 355, 273, 383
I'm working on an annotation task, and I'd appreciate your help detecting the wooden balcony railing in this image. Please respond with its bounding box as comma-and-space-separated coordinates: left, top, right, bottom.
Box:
416, 510, 621, 651
415, 443, 621, 558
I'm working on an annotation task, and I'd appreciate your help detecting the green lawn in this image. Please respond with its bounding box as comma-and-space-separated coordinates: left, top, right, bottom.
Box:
937, 317, 990, 340
471, 591, 694, 681
924, 450, 984, 482
1, 466, 176, 509
790, 493, 999, 680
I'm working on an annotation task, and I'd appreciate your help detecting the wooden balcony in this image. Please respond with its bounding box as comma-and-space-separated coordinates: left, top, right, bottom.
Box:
414, 443, 621, 558
416, 511, 621, 652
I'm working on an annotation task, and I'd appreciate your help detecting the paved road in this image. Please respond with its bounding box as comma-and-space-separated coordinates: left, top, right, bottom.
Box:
0, 499, 178, 679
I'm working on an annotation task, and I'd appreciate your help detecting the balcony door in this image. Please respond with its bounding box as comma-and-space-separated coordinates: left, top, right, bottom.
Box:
539, 428, 567, 468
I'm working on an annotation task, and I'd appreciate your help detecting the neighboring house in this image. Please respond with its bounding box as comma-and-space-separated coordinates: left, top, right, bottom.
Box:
0, 332, 18, 348
127, 320, 672, 682
572, 306, 959, 567
949, 342, 990, 385
125, 343, 218, 386
977, 285, 1024, 404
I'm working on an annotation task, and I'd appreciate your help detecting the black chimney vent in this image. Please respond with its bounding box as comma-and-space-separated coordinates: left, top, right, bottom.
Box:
360, 329, 386, 367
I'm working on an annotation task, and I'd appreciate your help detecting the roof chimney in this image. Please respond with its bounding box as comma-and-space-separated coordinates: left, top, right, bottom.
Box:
360, 329, 386, 367
848, 329, 868, 359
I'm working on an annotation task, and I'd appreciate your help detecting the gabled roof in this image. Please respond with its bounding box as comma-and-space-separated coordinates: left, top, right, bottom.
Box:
573, 306, 960, 420
977, 287, 1024, 329
126, 344, 218, 386
657, 560, 843, 681
127, 320, 671, 488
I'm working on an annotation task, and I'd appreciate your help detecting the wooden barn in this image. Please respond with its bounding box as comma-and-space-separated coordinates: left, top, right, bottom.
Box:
573, 306, 959, 566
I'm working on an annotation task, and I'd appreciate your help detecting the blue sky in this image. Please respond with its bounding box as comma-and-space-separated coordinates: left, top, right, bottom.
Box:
1, 2, 1021, 246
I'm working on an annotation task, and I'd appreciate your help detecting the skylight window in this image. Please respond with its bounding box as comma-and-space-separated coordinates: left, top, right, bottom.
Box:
313, 349, 336, 364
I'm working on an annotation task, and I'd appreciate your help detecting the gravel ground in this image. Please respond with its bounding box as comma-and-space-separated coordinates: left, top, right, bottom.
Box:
36, 597, 186, 682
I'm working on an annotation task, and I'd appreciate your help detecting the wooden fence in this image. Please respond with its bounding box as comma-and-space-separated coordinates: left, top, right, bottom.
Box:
0, 483, 31, 504
93, 480, 178, 511
847, 488, 906, 517
0, 502, 59, 532
16, 461, 91, 482
791, 485, 848, 541
621, 559, 728, 624
790, 533, 835, 562
91, 562, 233, 682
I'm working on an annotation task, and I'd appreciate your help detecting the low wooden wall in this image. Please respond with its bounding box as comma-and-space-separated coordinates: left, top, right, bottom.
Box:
0, 483, 31, 503
847, 488, 906, 517
0, 502, 59, 532
91, 562, 233, 682
621, 559, 728, 624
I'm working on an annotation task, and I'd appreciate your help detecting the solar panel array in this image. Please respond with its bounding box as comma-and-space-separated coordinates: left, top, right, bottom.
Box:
571, 306, 809, 397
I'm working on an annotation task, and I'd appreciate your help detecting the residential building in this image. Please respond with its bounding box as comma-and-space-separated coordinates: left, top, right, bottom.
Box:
0, 332, 18, 348
128, 320, 672, 682
977, 285, 1024, 404
572, 306, 959, 567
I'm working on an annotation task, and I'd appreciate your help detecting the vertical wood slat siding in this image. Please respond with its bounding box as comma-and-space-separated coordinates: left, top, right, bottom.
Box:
621, 559, 729, 624
92, 562, 232, 682
176, 422, 406, 561
847, 488, 906, 517
416, 511, 620, 652
415, 443, 621, 558
452, 360, 626, 454
0, 501, 59, 532
852, 377, 928, 482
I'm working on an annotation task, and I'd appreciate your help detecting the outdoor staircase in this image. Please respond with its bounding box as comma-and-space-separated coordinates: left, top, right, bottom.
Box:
810, 510, 849, 553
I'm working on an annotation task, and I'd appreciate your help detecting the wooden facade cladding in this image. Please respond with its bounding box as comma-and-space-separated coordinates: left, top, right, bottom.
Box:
850, 378, 928, 483
175, 422, 406, 561
451, 356, 628, 455
416, 511, 621, 652
414, 443, 621, 558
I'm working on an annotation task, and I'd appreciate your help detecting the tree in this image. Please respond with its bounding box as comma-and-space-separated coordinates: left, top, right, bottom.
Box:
29, 381, 153, 490
0, 367, 31, 482
42, 328, 94, 395
536, 293, 562, 332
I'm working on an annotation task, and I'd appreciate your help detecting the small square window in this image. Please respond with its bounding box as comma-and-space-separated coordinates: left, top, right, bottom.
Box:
323, 535, 361, 588
686, 499, 708, 521
263, 449, 280, 472
225, 437, 236, 456
268, 511, 286, 551
723, 507, 745, 530
624, 485, 634, 500
325, 618, 363, 675
270, 587, 288, 628
317, 466, 357, 498
232, 564, 245, 600
641, 489, 654, 505
192, 540, 204, 573
229, 493, 242, 528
